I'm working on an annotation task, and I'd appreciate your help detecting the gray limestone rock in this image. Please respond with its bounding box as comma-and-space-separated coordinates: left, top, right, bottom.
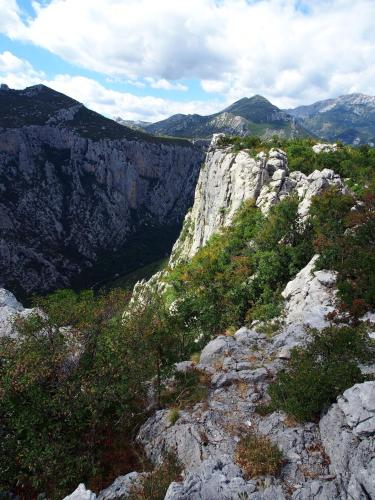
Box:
63, 484, 96, 500
97, 472, 146, 499
170, 137, 345, 264
337, 381, 375, 437
164, 455, 258, 500
320, 382, 375, 499
0, 287, 35, 337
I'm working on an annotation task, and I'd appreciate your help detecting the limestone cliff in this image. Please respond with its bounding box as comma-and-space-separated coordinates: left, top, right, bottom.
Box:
170, 134, 344, 264
0, 85, 204, 295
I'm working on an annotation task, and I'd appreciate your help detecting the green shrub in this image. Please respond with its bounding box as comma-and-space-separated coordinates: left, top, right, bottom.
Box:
161, 370, 210, 409
168, 196, 313, 344
128, 454, 181, 500
168, 408, 180, 425
311, 189, 375, 315
0, 288, 187, 498
235, 433, 283, 478
268, 326, 373, 422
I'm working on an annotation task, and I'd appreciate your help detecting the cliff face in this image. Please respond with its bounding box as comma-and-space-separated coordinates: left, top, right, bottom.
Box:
0, 85, 204, 295
171, 135, 344, 264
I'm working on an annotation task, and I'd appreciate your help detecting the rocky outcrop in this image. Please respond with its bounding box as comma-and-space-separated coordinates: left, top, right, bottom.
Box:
312, 143, 338, 154
63, 484, 96, 500
0, 85, 204, 295
273, 255, 337, 354
0, 288, 34, 337
164, 455, 268, 500
170, 136, 345, 264
63, 472, 146, 500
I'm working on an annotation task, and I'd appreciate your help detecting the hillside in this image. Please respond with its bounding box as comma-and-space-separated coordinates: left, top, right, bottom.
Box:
143, 96, 309, 139
287, 93, 375, 145
1, 136, 373, 499
0, 84, 204, 297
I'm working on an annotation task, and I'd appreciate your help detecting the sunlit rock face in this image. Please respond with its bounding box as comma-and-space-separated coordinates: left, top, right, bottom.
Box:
170, 136, 345, 264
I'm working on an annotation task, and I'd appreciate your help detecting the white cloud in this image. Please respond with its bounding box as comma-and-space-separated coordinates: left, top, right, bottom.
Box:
0, 52, 220, 121
0, 0, 26, 38
145, 78, 188, 91
0, 0, 374, 107
0, 51, 45, 88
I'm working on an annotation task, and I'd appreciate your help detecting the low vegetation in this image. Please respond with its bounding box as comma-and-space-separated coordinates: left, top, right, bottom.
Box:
311, 189, 375, 316
235, 433, 283, 478
267, 326, 374, 422
161, 370, 211, 410
128, 454, 182, 500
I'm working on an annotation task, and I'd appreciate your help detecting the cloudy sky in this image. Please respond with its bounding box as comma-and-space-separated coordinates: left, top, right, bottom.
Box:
0, 0, 374, 122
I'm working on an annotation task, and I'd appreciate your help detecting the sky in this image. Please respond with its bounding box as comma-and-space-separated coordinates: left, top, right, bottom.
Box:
0, 0, 374, 122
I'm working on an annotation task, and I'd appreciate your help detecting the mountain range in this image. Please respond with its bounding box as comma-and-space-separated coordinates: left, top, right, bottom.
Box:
287, 93, 375, 145
121, 95, 309, 140
118, 93, 375, 145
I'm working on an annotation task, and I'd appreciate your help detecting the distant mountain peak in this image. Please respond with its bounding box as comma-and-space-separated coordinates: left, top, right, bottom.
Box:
288, 92, 375, 145
145, 95, 307, 139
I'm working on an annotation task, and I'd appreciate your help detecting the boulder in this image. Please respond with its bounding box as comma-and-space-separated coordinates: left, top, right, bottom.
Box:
97, 472, 146, 499
199, 335, 237, 367
63, 484, 96, 500
312, 143, 338, 154
274, 255, 337, 350
164, 455, 258, 500
337, 381, 375, 437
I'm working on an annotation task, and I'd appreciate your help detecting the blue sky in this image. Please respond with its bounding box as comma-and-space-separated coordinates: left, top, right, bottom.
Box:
0, 0, 374, 121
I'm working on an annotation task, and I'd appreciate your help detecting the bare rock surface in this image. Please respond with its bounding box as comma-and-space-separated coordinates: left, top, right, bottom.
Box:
63, 484, 97, 500
320, 381, 375, 500
0, 288, 34, 337
312, 143, 338, 154
132, 256, 374, 499
97, 472, 147, 500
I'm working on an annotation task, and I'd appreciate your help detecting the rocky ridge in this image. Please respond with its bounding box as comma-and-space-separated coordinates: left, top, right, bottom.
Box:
63, 137, 374, 499
64, 253, 374, 499
144, 96, 308, 140
170, 135, 345, 264
3, 133, 370, 499
287, 93, 375, 145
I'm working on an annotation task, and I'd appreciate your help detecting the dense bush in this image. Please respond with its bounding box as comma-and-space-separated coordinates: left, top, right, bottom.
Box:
168, 196, 313, 344
0, 288, 187, 498
235, 433, 283, 478
267, 326, 373, 422
311, 188, 375, 315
